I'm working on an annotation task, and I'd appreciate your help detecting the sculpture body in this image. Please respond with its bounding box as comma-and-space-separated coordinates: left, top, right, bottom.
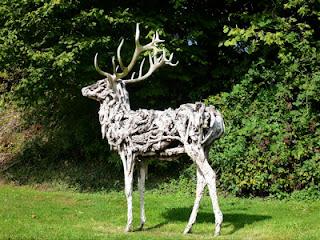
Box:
82, 24, 225, 236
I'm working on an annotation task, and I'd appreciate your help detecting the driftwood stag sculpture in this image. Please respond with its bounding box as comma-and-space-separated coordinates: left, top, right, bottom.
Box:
81, 24, 225, 236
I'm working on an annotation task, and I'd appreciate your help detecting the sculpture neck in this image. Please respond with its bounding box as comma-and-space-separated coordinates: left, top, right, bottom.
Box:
115, 81, 131, 111
99, 82, 131, 140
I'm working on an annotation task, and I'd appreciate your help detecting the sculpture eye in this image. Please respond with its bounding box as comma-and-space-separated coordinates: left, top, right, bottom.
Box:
106, 94, 113, 102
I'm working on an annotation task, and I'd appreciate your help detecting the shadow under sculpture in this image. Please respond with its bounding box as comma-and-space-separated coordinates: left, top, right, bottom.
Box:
81, 23, 225, 236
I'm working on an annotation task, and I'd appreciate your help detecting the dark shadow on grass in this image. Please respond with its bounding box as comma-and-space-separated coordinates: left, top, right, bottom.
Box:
145, 207, 271, 235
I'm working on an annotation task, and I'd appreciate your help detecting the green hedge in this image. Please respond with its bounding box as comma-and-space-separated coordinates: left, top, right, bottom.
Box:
207, 0, 320, 196
1, 0, 319, 196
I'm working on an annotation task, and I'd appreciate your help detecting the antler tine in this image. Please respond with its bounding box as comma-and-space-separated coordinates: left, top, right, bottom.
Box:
153, 50, 158, 64
168, 57, 179, 66
144, 31, 165, 51
148, 53, 154, 66
117, 39, 125, 71
114, 23, 143, 80
135, 23, 141, 47
131, 72, 136, 80
164, 52, 179, 66
139, 57, 146, 77
112, 56, 116, 73
154, 31, 164, 44
94, 53, 113, 80
160, 48, 166, 63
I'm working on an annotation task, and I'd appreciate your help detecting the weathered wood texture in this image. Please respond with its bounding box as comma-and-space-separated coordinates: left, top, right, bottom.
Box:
81, 24, 225, 236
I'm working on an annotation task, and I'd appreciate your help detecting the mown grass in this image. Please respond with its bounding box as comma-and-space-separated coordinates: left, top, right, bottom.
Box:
0, 184, 319, 240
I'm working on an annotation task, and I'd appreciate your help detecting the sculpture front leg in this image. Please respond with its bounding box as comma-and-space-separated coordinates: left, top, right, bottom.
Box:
138, 161, 147, 230
124, 170, 134, 232
120, 149, 136, 233
184, 167, 206, 234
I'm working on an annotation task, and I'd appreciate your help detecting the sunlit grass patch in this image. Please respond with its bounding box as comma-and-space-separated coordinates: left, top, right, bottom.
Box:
0, 185, 319, 240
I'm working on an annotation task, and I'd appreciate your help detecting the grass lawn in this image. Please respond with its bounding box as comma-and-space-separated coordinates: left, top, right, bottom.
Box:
0, 184, 319, 240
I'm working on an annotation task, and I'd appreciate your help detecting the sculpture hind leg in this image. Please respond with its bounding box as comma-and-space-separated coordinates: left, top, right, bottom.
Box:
200, 160, 223, 236
185, 145, 223, 236
184, 166, 206, 234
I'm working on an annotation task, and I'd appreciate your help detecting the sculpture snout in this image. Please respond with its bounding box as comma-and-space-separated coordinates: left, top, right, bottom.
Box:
81, 87, 89, 97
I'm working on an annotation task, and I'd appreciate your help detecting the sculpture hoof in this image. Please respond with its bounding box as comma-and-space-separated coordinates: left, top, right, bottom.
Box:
183, 226, 192, 234
138, 223, 144, 231
125, 225, 133, 232
214, 224, 221, 237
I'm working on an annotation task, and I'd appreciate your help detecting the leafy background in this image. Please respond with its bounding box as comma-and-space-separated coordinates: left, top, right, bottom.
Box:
0, 0, 319, 198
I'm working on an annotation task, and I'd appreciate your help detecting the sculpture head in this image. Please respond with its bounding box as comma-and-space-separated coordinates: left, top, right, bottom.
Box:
81, 79, 111, 101
81, 23, 178, 104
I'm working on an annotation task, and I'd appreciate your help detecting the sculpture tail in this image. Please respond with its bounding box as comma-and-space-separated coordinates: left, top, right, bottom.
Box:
202, 106, 225, 146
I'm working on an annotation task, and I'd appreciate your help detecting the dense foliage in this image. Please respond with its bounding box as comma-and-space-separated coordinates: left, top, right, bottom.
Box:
0, 0, 319, 196
208, 0, 320, 196
0, 0, 237, 165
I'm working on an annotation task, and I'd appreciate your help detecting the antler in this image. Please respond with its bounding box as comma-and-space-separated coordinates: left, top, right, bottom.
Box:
94, 23, 178, 84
